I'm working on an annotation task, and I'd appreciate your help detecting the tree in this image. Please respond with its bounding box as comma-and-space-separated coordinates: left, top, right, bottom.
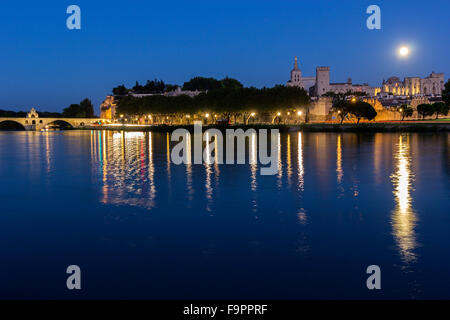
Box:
432, 102, 449, 119
220, 77, 244, 90
350, 101, 377, 123
63, 98, 95, 118
443, 79, 450, 106
62, 104, 82, 117
182, 77, 221, 91
132, 81, 145, 92
116, 84, 310, 123
332, 100, 352, 124
417, 103, 434, 120
112, 85, 129, 96
398, 104, 414, 121
80, 98, 95, 118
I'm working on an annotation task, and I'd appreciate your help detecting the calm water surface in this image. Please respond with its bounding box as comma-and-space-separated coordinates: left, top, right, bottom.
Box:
0, 130, 449, 299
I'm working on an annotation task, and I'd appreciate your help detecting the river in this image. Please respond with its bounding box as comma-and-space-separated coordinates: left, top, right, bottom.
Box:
0, 130, 449, 299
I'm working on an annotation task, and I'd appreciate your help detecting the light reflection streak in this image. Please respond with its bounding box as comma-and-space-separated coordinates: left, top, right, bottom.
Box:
186, 132, 193, 203
250, 132, 257, 192
166, 132, 171, 178
391, 134, 418, 264
148, 132, 156, 208
204, 132, 213, 212
277, 132, 282, 188
298, 132, 304, 191
336, 134, 343, 184
287, 134, 292, 185
45, 131, 51, 173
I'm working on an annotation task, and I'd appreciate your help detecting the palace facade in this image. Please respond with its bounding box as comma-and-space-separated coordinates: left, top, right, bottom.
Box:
286, 57, 445, 98
381, 72, 445, 96
286, 57, 378, 97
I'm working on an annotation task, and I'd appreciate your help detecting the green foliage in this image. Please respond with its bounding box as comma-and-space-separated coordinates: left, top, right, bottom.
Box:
220, 77, 244, 90
332, 99, 377, 124
182, 77, 222, 91
443, 80, 450, 106
116, 85, 310, 117
417, 103, 434, 120
432, 102, 449, 119
331, 100, 352, 124
324, 90, 366, 101
181, 77, 243, 91
351, 101, 377, 123
63, 98, 95, 118
398, 104, 414, 120
0, 109, 28, 117
0, 109, 63, 118
112, 85, 129, 96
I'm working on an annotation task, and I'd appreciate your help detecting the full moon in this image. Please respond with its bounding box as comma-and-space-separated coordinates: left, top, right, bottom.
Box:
399, 46, 410, 57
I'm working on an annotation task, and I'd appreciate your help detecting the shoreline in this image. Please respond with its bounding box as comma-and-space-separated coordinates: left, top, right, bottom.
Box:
82, 122, 450, 133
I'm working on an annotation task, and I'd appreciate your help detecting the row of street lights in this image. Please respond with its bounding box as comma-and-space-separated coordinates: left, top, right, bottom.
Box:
117, 110, 305, 124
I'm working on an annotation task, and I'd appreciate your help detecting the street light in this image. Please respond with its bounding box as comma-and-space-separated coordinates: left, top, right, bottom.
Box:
297, 111, 302, 116
277, 112, 281, 116
251, 112, 256, 117
205, 113, 210, 118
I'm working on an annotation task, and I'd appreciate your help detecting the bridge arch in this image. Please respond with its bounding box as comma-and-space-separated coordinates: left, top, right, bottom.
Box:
44, 119, 74, 129
0, 120, 26, 130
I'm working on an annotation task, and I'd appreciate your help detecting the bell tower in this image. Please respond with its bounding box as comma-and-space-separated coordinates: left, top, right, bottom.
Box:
290, 56, 302, 86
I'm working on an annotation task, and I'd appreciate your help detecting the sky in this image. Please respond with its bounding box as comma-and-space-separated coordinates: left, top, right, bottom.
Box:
0, 0, 448, 113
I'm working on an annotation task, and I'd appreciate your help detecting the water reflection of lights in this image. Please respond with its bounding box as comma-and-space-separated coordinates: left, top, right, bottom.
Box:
44, 131, 51, 173
204, 132, 213, 212
287, 134, 292, 185
148, 132, 156, 208
391, 134, 418, 263
250, 132, 257, 192
336, 134, 343, 184
277, 133, 282, 188
92, 130, 159, 209
166, 132, 171, 177
125, 132, 145, 138
298, 132, 304, 191
186, 132, 193, 203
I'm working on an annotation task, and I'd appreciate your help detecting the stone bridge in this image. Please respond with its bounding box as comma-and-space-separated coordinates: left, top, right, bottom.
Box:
0, 108, 109, 131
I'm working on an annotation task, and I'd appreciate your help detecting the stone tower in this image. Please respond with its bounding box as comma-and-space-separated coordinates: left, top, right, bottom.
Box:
290, 56, 302, 86
315, 67, 330, 96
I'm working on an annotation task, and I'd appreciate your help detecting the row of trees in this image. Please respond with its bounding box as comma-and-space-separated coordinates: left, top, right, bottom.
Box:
332, 99, 377, 124
112, 77, 245, 96
116, 85, 310, 123
0, 109, 83, 118
417, 102, 450, 120
62, 98, 95, 118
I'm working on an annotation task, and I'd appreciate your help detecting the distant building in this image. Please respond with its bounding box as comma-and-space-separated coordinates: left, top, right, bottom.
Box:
286, 57, 316, 93
286, 57, 378, 97
100, 96, 117, 120
100, 88, 203, 120
130, 87, 202, 98
381, 72, 445, 96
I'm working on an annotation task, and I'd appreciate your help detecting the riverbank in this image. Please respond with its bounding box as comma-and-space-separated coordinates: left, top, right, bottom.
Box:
83, 121, 450, 133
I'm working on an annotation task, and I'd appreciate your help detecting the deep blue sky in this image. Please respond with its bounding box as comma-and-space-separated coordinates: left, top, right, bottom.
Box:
0, 0, 448, 113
